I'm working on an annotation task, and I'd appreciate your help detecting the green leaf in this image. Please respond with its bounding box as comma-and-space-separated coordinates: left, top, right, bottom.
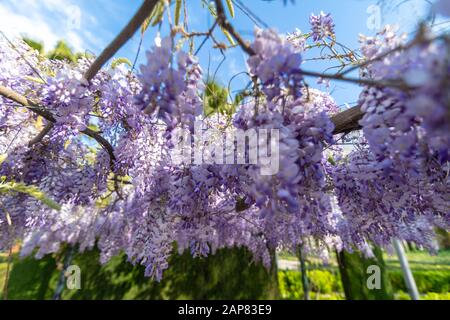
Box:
174, 0, 182, 26
202, 0, 217, 17
204, 81, 235, 116
151, 2, 166, 27
327, 156, 336, 165
221, 28, 235, 46
225, 0, 235, 18
141, 2, 161, 34
233, 91, 245, 106
0, 180, 61, 210
87, 123, 101, 132
141, 16, 152, 35
47, 40, 76, 62
111, 57, 132, 69
22, 37, 44, 54
24, 76, 46, 84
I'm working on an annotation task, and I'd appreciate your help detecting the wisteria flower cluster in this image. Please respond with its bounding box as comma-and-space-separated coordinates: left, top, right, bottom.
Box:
0, 17, 449, 282
134, 37, 203, 134
309, 11, 335, 42
286, 28, 306, 53
40, 65, 92, 137
247, 28, 303, 100
232, 87, 338, 252
359, 26, 449, 163
336, 26, 450, 249
331, 144, 447, 252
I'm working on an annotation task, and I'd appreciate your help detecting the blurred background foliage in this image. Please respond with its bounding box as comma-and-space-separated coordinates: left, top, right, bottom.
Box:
2, 247, 278, 300
2, 247, 449, 300
22, 38, 93, 62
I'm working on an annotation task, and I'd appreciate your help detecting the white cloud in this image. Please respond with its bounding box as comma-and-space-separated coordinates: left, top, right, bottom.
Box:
0, 0, 104, 53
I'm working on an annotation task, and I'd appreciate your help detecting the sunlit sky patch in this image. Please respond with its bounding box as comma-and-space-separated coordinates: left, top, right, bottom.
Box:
0, 0, 440, 106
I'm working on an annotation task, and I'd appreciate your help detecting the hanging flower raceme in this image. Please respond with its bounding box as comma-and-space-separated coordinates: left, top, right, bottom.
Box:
135, 37, 203, 133
348, 27, 450, 247
94, 64, 143, 132
331, 145, 447, 252
0, 140, 110, 256
359, 26, 450, 164
0, 39, 44, 152
309, 11, 335, 42
232, 87, 337, 251
39, 64, 93, 138
247, 28, 304, 100
105, 115, 272, 279
0, 38, 42, 98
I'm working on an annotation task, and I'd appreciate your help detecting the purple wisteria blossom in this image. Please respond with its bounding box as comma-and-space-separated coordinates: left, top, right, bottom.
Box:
0, 17, 449, 283
247, 28, 304, 100
309, 11, 335, 41
135, 37, 203, 133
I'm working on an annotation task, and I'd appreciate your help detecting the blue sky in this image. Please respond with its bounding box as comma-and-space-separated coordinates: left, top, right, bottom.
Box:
0, 0, 439, 106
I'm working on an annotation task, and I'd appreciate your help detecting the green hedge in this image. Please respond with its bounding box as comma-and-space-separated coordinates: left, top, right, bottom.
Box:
279, 268, 450, 300
395, 291, 450, 300
389, 270, 450, 293
278, 269, 343, 299
4, 247, 279, 300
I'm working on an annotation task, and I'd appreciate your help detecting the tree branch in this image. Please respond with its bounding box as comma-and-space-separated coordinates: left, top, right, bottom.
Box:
0, 85, 116, 163
1, 82, 364, 162
214, 0, 255, 55
330, 106, 363, 135
83, 0, 160, 82
28, 123, 54, 147
300, 69, 411, 90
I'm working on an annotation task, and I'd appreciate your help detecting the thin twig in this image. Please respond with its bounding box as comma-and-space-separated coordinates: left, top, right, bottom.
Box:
194, 20, 218, 56
131, 36, 144, 72
214, 0, 255, 55
232, 0, 269, 28
83, 0, 159, 82
300, 69, 411, 90
28, 123, 54, 147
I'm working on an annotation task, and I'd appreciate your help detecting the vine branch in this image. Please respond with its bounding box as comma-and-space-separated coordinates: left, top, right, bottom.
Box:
83, 0, 160, 82
0, 85, 116, 164
28, 123, 54, 147
214, 0, 255, 55
0, 84, 362, 147
330, 106, 363, 135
